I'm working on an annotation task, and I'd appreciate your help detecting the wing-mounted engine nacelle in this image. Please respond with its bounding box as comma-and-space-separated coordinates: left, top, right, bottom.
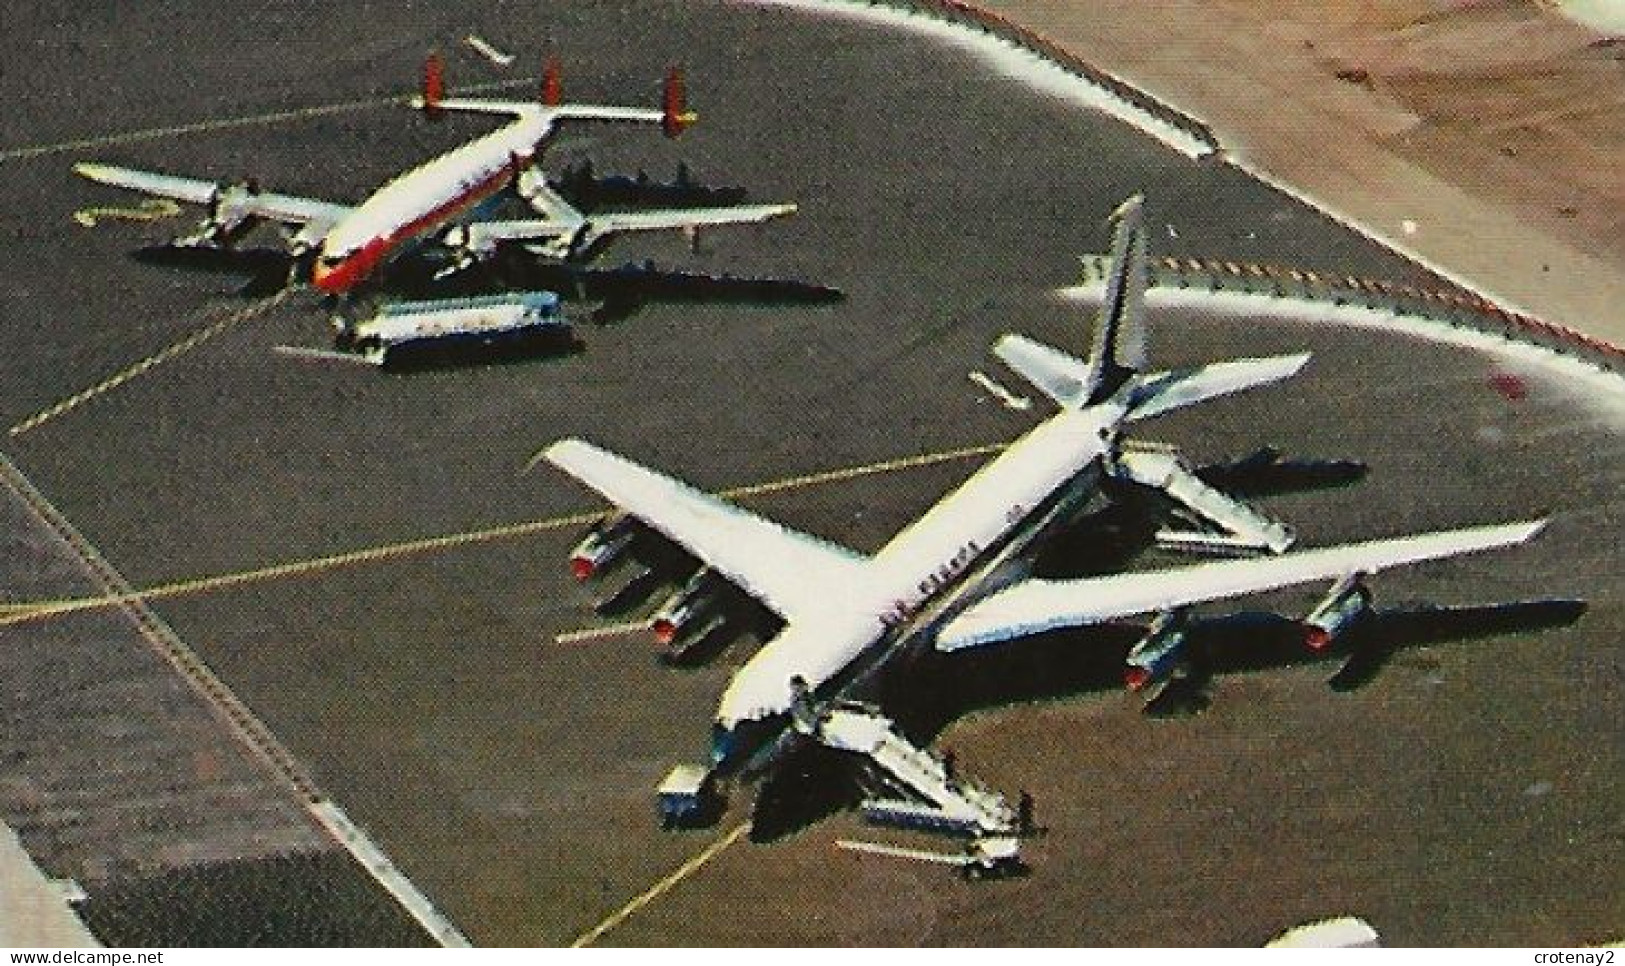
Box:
548, 222, 605, 264
328, 298, 363, 348
1124, 608, 1191, 695
514, 164, 551, 207
434, 224, 502, 280
651, 567, 725, 646
570, 514, 647, 581
1302, 574, 1372, 652
177, 180, 264, 249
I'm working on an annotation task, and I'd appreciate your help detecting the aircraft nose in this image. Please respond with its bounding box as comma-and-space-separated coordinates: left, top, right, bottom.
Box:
311, 258, 346, 294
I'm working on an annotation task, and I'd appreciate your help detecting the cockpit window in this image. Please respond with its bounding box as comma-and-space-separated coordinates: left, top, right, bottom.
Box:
317, 254, 344, 269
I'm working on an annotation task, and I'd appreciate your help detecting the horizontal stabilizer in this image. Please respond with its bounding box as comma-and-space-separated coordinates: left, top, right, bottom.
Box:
1126, 353, 1311, 422
936, 520, 1545, 651
993, 333, 1090, 408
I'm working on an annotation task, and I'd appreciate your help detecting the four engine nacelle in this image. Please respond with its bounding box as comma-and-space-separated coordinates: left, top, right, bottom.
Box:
651, 567, 723, 645
177, 181, 264, 249
1302, 574, 1372, 651
1124, 609, 1190, 692
569, 515, 643, 581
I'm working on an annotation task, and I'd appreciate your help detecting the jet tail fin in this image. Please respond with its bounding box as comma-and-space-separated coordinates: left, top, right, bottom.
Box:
1081, 194, 1148, 406
409, 52, 537, 119
992, 195, 1149, 411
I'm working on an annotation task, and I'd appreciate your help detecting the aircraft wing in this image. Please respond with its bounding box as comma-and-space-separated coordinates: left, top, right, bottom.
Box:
936, 520, 1544, 650
74, 163, 351, 226
546, 439, 868, 621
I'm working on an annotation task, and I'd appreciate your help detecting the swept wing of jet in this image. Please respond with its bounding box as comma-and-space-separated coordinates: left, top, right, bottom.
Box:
548, 440, 867, 621
934, 519, 1544, 651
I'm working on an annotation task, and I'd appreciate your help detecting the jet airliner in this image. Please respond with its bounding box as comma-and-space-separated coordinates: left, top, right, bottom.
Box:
546, 197, 1545, 870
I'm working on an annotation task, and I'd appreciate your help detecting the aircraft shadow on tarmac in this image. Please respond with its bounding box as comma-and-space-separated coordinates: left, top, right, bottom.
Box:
550, 160, 752, 212
134, 240, 842, 351
747, 451, 1586, 842
751, 596, 1586, 842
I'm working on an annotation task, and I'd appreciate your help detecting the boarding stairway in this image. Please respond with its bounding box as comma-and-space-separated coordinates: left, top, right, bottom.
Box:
1113, 443, 1295, 554
799, 704, 1017, 838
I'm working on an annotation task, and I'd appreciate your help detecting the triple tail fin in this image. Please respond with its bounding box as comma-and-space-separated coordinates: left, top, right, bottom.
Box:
1081, 193, 1148, 405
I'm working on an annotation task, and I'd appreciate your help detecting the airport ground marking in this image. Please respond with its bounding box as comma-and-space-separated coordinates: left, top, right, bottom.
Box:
7, 289, 292, 438
0, 440, 1010, 629
465, 34, 516, 67
570, 821, 751, 948
554, 620, 650, 645
0, 438, 470, 947
0, 76, 542, 166
0, 509, 601, 629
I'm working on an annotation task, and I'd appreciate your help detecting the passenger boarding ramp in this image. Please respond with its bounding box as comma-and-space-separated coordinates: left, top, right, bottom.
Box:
796, 703, 1025, 876
1114, 443, 1295, 554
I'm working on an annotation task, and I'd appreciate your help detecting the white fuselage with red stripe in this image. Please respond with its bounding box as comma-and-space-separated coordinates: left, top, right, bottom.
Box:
311, 113, 550, 294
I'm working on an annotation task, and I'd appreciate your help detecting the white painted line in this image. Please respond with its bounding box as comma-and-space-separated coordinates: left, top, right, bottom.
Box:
271, 344, 375, 365
1227, 157, 1555, 338
308, 801, 472, 948
747, 0, 1213, 159
835, 838, 966, 866
465, 34, 516, 67
968, 370, 1032, 411
555, 620, 649, 645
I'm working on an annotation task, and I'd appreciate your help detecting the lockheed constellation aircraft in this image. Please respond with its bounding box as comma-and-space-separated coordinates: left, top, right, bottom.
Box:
74, 58, 798, 298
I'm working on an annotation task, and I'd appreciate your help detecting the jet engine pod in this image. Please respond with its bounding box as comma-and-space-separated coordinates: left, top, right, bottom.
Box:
1124, 608, 1191, 696
569, 514, 645, 581
1302, 574, 1372, 652
651, 567, 723, 645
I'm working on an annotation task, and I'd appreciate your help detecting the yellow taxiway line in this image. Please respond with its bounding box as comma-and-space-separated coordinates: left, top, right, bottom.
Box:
0, 440, 1007, 629
570, 821, 751, 948
0, 76, 541, 166
8, 289, 293, 438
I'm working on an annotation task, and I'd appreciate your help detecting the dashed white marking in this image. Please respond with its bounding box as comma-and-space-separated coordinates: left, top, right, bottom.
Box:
271, 344, 375, 365
554, 620, 650, 645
